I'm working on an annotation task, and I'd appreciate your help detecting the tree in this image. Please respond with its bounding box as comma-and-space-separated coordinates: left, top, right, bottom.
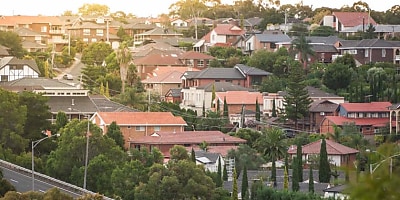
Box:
169, 145, 189, 162
334, 53, 356, 69
105, 121, 125, 150
0, 170, 16, 197
283, 64, 312, 129
323, 63, 353, 93
0, 31, 26, 58
217, 156, 223, 187
283, 166, 289, 190
291, 157, 299, 191
232, 168, 238, 200
81, 42, 113, 66
271, 98, 277, 117
55, 111, 68, 131
223, 163, 228, 181
231, 128, 261, 148
211, 83, 216, 108
310, 26, 336, 36
191, 148, 196, 163
116, 42, 132, 94
271, 155, 277, 187
309, 165, 314, 193
256, 127, 287, 162
291, 34, 314, 71
241, 165, 249, 199
255, 98, 260, 122
223, 97, 228, 118
227, 145, 265, 177
296, 142, 303, 182
319, 139, 331, 183
78, 3, 110, 16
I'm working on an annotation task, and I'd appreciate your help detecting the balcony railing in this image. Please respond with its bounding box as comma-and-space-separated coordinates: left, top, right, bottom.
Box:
49, 29, 66, 34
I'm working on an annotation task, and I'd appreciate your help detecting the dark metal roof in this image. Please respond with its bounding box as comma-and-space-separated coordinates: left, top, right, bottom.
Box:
194, 68, 245, 79
255, 33, 291, 43
234, 64, 272, 76
311, 44, 339, 53
199, 82, 255, 92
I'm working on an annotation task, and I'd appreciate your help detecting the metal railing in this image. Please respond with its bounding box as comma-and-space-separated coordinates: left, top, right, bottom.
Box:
0, 159, 113, 200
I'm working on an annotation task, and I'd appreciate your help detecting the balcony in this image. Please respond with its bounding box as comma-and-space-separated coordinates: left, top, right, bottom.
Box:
49, 29, 66, 34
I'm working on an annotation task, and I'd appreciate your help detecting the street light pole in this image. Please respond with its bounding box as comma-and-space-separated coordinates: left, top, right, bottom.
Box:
32, 133, 59, 191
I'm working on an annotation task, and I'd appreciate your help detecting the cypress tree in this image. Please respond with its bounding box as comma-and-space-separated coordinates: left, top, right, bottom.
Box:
309, 165, 314, 193
241, 165, 248, 199
255, 98, 260, 122
223, 163, 228, 181
105, 81, 110, 97
283, 166, 289, 190
191, 148, 196, 163
202, 100, 205, 117
272, 98, 277, 117
296, 142, 303, 182
292, 157, 299, 191
284, 154, 289, 173
211, 83, 216, 108
223, 96, 228, 118
216, 99, 220, 115
319, 139, 331, 183
232, 168, 238, 200
217, 157, 223, 187
99, 82, 105, 95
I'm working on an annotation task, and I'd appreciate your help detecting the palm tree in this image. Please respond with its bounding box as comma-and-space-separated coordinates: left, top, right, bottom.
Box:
291, 34, 314, 71
116, 42, 132, 94
255, 127, 288, 168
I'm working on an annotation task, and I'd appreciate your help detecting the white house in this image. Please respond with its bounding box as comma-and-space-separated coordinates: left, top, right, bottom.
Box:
171, 18, 188, 27
0, 56, 40, 82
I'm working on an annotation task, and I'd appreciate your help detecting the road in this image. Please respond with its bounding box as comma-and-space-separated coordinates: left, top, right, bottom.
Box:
54, 54, 85, 86
1, 166, 82, 198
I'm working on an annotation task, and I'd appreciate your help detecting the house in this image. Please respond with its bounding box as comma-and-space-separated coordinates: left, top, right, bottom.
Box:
337, 39, 400, 65
0, 45, 10, 58
323, 185, 349, 200
340, 24, 400, 40
305, 36, 341, 64
128, 130, 246, 161
178, 51, 215, 69
194, 150, 224, 173
287, 139, 359, 167
244, 32, 291, 54
194, 24, 245, 52
321, 12, 377, 32
142, 70, 185, 98
309, 100, 340, 132
388, 103, 400, 134
133, 27, 183, 46
14, 27, 48, 46
262, 86, 345, 117
181, 82, 255, 116
121, 22, 157, 38
319, 102, 392, 139
215, 91, 263, 126
134, 53, 186, 80
0, 57, 40, 82
165, 88, 182, 103
91, 112, 187, 148
171, 18, 188, 27
181, 65, 270, 89
131, 42, 184, 60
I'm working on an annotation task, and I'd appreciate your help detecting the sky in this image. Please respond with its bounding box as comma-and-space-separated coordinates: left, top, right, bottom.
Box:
0, 0, 398, 17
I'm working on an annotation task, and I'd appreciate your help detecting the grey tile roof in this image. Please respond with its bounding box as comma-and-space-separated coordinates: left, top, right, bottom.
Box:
234, 64, 272, 76
306, 86, 341, 98
152, 37, 198, 47
182, 71, 200, 79
194, 68, 245, 79
339, 39, 400, 48
245, 17, 263, 26
309, 100, 340, 112
0, 77, 77, 88
89, 95, 138, 112
255, 33, 291, 43
200, 82, 255, 92
137, 27, 183, 36
194, 150, 220, 163
311, 44, 339, 53
305, 36, 341, 45
168, 88, 182, 97
15, 27, 46, 36
341, 24, 400, 33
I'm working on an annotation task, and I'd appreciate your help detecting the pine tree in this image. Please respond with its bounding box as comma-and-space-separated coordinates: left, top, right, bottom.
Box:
255, 98, 260, 122
283, 64, 312, 129
223, 97, 228, 118
272, 98, 277, 117
309, 165, 314, 193
296, 142, 303, 182
292, 157, 299, 191
283, 166, 289, 190
191, 148, 196, 163
232, 168, 238, 200
241, 165, 248, 199
319, 139, 331, 183
217, 157, 223, 187
223, 163, 228, 181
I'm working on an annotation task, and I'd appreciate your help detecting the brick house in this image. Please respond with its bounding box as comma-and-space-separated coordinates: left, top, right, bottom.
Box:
134, 54, 186, 80
389, 103, 400, 134
320, 12, 377, 32
288, 139, 359, 167
337, 39, 400, 65
142, 70, 185, 98
178, 51, 215, 69
194, 24, 245, 52
133, 27, 183, 46
165, 88, 182, 103
309, 100, 340, 132
244, 32, 291, 54
129, 130, 246, 162
319, 102, 392, 139
91, 112, 187, 149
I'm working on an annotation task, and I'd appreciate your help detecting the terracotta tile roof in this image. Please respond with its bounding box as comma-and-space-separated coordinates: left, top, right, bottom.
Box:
323, 116, 389, 127
95, 112, 187, 126
216, 91, 262, 105
288, 139, 359, 155
130, 131, 246, 145
332, 12, 377, 27
179, 51, 215, 60
340, 102, 391, 112
134, 54, 185, 66
187, 146, 239, 157
201, 31, 211, 42
146, 66, 199, 79
142, 71, 183, 84
0, 16, 64, 26
213, 24, 245, 35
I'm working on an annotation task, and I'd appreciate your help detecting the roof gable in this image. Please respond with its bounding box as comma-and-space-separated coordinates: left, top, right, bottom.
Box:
213, 24, 245, 36
332, 12, 377, 27
288, 139, 359, 155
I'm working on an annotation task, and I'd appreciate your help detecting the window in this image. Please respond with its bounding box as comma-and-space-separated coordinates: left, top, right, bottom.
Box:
344, 50, 357, 55
83, 38, 89, 42
134, 145, 141, 150
198, 60, 204, 67
96, 29, 103, 36
154, 126, 160, 131
382, 49, 386, 57
11, 65, 23, 70
91, 38, 97, 42
270, 43, 276, 49
83, 29, 90, 35
41, 26, 47, 32
365, 49, 369, 57
0, 75, 8, 82
136, 126, 145, 131
320, 112, 325, 116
